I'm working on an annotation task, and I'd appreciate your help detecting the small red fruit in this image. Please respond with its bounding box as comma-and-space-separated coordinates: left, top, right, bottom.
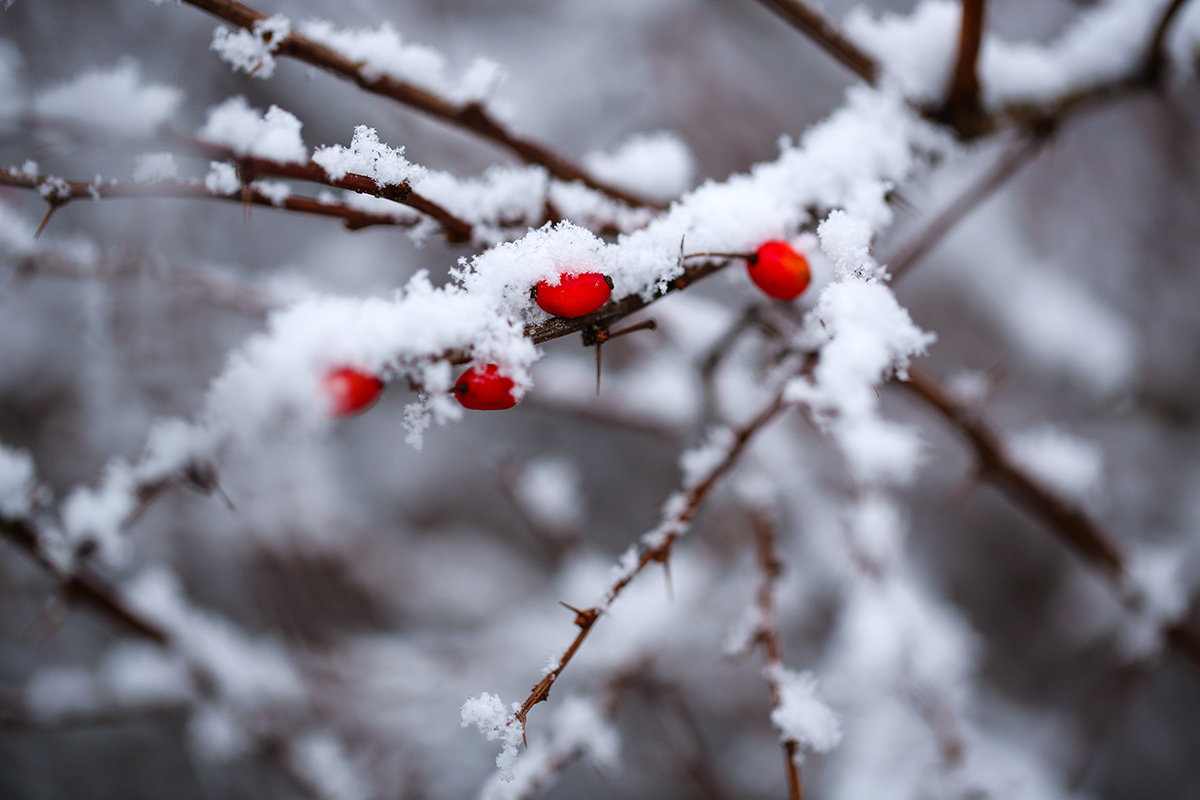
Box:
534, 272, 613, 318
454, 364, 518, 411
747, 240, 811, 301
324, 367, 384, 416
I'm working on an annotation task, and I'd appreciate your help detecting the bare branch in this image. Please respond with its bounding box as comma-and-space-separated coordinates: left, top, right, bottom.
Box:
0, 166, 429, 236
178, 0, 664, 209
897, 367, 1200, 671
939, 0, 988, 135
750, 0, 881, 85
749, 508, 804, 800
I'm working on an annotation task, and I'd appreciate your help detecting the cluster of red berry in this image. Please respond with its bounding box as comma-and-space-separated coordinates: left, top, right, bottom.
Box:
323, 240, 809, 417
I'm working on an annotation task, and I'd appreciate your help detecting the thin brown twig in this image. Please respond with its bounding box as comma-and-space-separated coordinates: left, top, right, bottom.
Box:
887, 129, 1050, 282
513, 372, 801, 731
750, 0, 881, 85
178, 0, 663, 210
749, 508, 804, 800
897, 367, 1200, 671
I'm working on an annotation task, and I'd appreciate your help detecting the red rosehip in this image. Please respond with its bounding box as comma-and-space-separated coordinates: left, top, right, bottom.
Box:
747, 240, 811, 301
323, 367, 384, 417
534, 271, 613, 318
454, 364, 518, 411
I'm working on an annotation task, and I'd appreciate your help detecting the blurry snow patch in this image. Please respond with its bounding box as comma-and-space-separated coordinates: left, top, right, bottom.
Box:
0, 40, 22, 125
1120, 545, 1189, 658
200, 97, 306, 163
461, 692, 524, 782
850, 0, 1174, 108
188, 704, 251, 763
846, 2, 957, 104
1007, 426, 1103, 508
548, 180, 660, 238
482, 695, 619, 800
313, 125, 426, 185
288, 731, 370, 800
204, 162, 240, 194
846, 492, 905, 570
33, 60, 180, 138
831, 576, 976, 689
0, 442, 34, 518
1167, 1, 1200, 77
211, 15, 290, 79
769, 667, 842, 756
299, 20, 504, 106
132, 152, 179, 183
514, 457, 584, 531
100, 643, 191, 708
253, 180, 290, 205
27, 667, 99, 721
944, 197, 1137, 394
724, 604, 764, 658
583, 131, 695, 203
946, 369, 991, 409
680, 426, 735, 490
124, 568, 306, 709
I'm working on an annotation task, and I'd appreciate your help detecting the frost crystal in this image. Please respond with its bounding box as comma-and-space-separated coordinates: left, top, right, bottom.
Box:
313, 126, 427, 185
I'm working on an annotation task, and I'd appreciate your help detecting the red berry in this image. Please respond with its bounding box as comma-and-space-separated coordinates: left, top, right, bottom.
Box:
324, 367, 383, 416
454, 364, 518, 411
747, 240, 811, 301
534, 272, 613, 318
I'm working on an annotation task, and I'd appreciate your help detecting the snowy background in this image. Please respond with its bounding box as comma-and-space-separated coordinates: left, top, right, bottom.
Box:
3, 1, 1200, 798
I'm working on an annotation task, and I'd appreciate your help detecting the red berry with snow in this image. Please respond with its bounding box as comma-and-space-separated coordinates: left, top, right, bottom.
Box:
534, 272, 613, 318
454, 364, 518, 411
324, 367, 384, 416
747, 240, 811, 301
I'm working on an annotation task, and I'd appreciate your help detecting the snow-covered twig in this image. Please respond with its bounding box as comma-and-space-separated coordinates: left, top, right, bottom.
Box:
748, 507, 805, 800
177, 0, 663, 209
0, 165, 420, 237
